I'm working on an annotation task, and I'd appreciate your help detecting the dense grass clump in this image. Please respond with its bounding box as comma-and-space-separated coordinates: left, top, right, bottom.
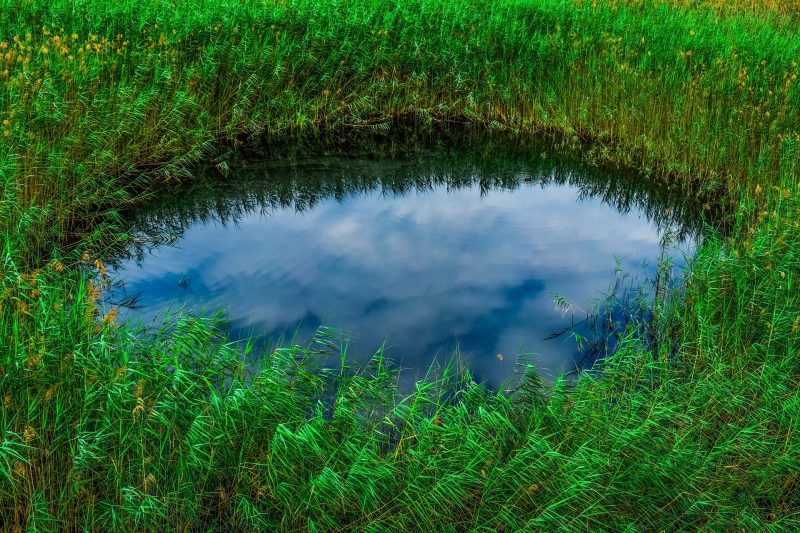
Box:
1, 0, 799, 530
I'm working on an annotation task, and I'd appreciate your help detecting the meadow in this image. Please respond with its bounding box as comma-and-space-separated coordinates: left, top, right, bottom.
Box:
1, 0, 799, 530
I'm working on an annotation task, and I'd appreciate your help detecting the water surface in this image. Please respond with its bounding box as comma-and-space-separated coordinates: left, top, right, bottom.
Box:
115, 149, 695, 387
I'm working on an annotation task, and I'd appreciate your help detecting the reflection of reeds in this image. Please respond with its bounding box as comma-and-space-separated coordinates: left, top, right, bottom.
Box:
552, 226, 689, 374
114, 140, 705, 264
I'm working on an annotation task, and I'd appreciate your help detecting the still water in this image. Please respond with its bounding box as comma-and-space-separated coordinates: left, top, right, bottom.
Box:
115, 148, 696, 387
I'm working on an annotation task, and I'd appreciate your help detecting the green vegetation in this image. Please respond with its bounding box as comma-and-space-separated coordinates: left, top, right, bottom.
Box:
1, 0, 798, 530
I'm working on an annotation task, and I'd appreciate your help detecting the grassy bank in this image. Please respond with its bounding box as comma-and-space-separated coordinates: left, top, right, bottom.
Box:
2, 0, 800, 246
1, 0, 799, 530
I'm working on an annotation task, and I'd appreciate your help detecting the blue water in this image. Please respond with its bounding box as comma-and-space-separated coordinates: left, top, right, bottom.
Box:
115, 151, 693, 387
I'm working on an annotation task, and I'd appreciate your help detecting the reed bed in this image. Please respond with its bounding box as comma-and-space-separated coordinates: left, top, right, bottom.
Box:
1, 0, 800, 241
1, 0, 799, 530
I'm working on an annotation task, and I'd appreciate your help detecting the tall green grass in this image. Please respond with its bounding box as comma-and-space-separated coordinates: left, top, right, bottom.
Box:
1, 0, 800, 245
1, 0, 799, 530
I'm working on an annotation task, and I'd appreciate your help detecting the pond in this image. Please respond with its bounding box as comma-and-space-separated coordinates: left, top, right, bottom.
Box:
113, 145, 697, 388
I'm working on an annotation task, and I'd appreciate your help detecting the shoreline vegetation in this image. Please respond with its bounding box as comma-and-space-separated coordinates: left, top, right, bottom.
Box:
1, 0, 798, 530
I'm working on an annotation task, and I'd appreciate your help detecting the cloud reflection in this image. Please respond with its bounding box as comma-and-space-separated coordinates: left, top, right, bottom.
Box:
115, 154, 694, 388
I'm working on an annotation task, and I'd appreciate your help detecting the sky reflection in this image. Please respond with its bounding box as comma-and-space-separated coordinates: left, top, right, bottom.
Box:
114, 152, 693, 388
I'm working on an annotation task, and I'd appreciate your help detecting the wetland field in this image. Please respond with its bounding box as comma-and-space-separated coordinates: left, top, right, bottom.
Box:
1, 0, 799, 530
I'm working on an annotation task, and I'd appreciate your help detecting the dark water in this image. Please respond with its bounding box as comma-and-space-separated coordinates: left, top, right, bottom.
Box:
114, 148, 697, 387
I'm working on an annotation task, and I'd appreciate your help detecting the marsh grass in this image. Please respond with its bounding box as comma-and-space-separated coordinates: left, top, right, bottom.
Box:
1, 0, 800, 530
3, 218, 798, 530
2, 0, 800, 247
